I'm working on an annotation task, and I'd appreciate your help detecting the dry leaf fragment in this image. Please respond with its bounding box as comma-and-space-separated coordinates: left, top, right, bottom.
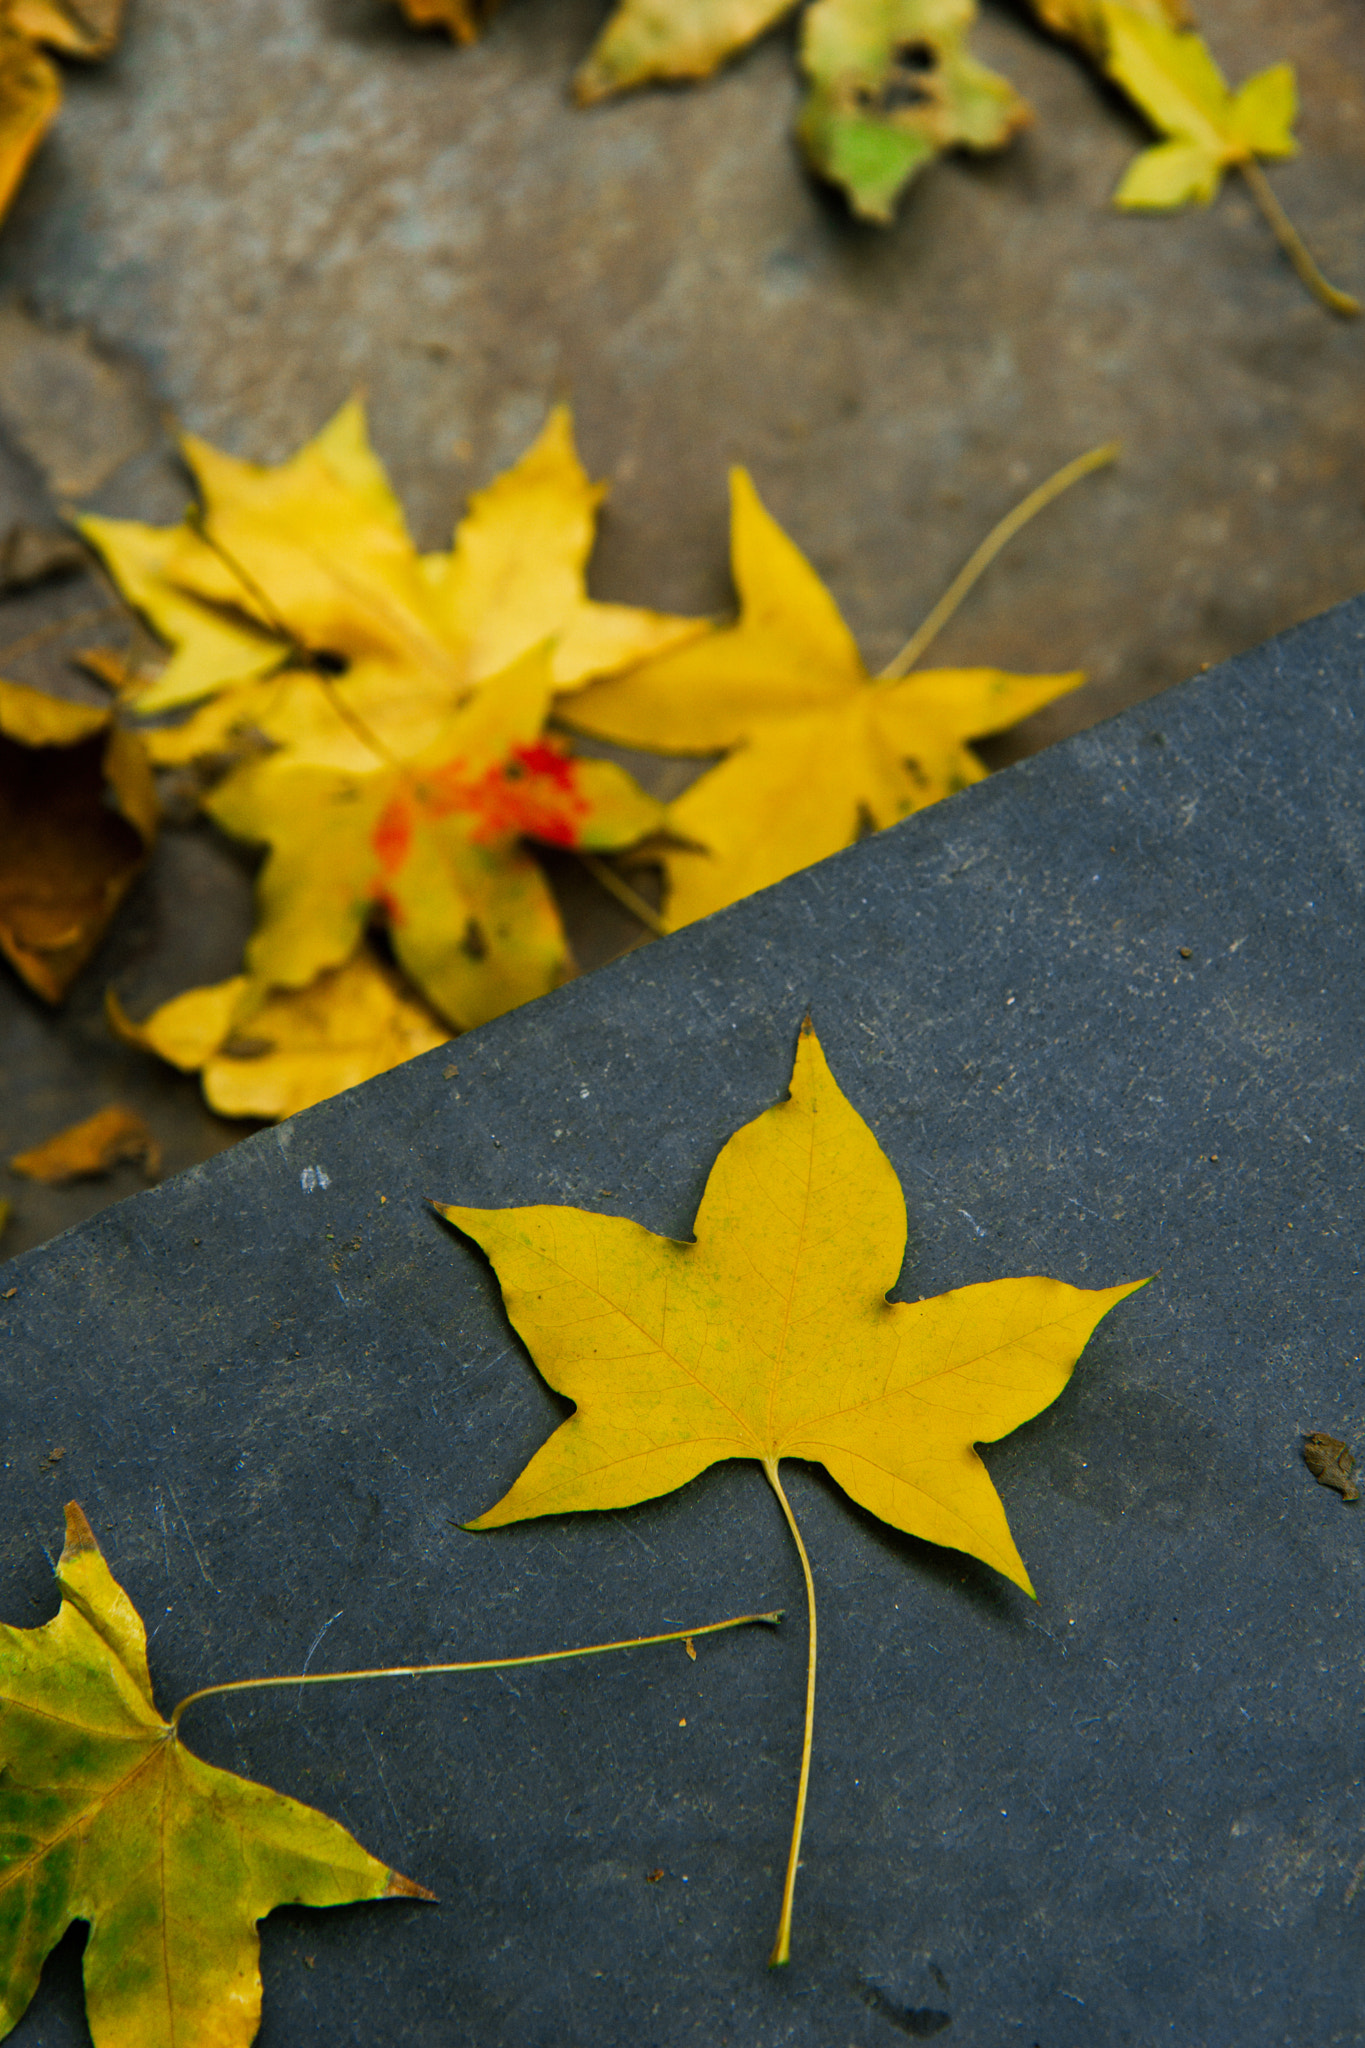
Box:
0, 19, 59, 225
0, 1503, 428, 2048
9, 1103, 160, 1182
562, 470, 1083, 928
1302, 1432, 1359, 1504
438, 1020, 1144, 1960
574, 0, 799, 102
108, 947, 450, 1122
395, 0, 501, 41
0, 678, 156, 1002
0, 520, 86, 590
798, 0, 1030, 222
9, 0, 126, 60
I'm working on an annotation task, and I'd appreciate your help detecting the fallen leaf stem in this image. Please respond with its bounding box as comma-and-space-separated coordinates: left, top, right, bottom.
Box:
170, 1608, 781, 1731
578, 851, 668, 937
763, 1458, 816, 1968
1237, 157, 1360, 319
0, 604, 125, 668
879, 441, 1121, 680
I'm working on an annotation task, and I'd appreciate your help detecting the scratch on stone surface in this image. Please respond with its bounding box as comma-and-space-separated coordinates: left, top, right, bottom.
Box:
163, 1477, 215, 1589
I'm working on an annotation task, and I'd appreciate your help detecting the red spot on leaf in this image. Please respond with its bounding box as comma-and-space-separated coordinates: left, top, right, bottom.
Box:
372, 795, 414, 873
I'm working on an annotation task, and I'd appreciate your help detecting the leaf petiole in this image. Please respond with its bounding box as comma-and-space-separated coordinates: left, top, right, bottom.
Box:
170, 1607, 782, 1730
763, 1459, 817, 1968
578, 850, 669, 936
1237, 158, 1360, 319
879, 440, 1120, 681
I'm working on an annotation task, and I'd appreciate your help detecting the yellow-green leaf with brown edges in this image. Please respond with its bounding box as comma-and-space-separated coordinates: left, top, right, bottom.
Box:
0, 1503, 429, 2048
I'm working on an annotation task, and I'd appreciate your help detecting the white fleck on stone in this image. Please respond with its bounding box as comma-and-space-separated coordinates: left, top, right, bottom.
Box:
300, 1165, 331, 1192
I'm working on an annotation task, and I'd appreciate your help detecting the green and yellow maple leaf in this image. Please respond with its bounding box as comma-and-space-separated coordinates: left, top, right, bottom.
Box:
797, 0, 1030, 222
0, 1502, 429, 2048
560, 467, 1083, 929
439, 1020, 1144, 1961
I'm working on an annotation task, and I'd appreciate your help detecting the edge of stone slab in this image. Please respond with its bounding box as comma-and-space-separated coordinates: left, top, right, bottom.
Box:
4, 586, 1363, 1280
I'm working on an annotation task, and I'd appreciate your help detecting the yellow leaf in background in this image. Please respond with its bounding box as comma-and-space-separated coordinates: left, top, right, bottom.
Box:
395, 0, 501, 41
574, 0, 798, 102
562, 470, 1083, 929
109, 947, 449, 1121
203, 646, 662, 1031
0, 20, 59, 226
439, 1021, 1144, 1960
0, 678, 156, 1004
9, 1102, 160, 1182
1027, 0, 1187, 64
0, 1503, 428, 2048
1102, 4, 1295, 208
83, 402, 703, 719
798, 0, 1030, 223
9, 0, 126, 59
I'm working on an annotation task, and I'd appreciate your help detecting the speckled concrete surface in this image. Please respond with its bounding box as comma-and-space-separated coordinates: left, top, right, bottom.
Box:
0, 0, 1362, 1253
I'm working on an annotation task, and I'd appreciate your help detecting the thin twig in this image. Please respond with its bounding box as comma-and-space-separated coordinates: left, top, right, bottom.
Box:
878, 441, 1121, 680
579, 851, 668, 937
0, 605, 125, 670
1238, 157, 1359, 320
763, 1460, 817, 1968
172, 1607, 782, 1730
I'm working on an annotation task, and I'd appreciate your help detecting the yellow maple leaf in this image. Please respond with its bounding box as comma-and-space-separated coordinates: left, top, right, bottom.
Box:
81, 399, 705, 722
0, 1502, 429, 2048
561, 468, 1084, 929
196, 646, 662, 1032
1102, 3, 1295, 208
438, 1020, 1144, 1961
108, 946, 450, 1122
1025, 0, 1356, 315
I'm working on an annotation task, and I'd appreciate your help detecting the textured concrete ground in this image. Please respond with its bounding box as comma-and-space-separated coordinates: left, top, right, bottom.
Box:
0, 0, 1361, 1254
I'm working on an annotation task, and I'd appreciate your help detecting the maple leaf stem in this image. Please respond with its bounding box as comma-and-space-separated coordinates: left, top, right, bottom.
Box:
578, 851, 668, 937
1237, 158, 1360, 319
168, 1609, 782, 1730
763, 1458, 817, 1969
878, 441, 1121, 680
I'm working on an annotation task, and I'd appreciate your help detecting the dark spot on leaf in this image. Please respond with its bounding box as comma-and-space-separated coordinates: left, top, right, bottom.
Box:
881, 78, 932, 109
309, 649, 350, 676
894, 39, 938, 71
461, 917, 488, 961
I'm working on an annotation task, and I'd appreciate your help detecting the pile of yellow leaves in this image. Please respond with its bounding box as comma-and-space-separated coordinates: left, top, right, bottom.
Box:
87, 403, 703, 1120
0, 0, 125, 229
397, 0, 1354, 314
86, 403, 1092, 1121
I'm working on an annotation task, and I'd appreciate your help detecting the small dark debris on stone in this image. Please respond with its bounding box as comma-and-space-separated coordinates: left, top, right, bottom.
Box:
1303, 1432, 1359, 1502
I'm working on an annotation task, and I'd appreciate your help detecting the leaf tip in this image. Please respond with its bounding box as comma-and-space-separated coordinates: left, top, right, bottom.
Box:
60, 1500, 98, 1561
384, 1870, 436, 1902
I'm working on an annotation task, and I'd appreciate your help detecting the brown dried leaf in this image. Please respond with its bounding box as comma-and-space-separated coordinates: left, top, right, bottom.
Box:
0, 679, 156, 1003
10, 1103, 161, 1183
1302, 1431, 1359, 1503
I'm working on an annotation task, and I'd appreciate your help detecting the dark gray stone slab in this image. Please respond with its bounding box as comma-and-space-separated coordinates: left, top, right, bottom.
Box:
4, 595, 1365, 2046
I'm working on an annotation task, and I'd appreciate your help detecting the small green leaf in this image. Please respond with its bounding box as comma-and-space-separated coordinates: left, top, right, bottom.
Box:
797, 0, 1029, 222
